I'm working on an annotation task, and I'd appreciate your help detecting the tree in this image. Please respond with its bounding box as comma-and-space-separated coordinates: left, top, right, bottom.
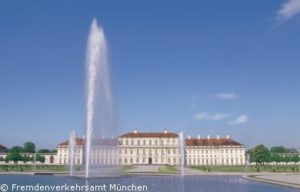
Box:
291, 155, 300, 164
6, 151, 23, 163
37, 149, 50, 153
286, 148, 299, 153
270, 146, 286, 153
8, 146, 23, 153
51, 149, 57, 153
250, 144, 270, 165
22, 154, 31, 163
36, 154, 45, 163
271, 153, 281, 163
23, 142, 36, 153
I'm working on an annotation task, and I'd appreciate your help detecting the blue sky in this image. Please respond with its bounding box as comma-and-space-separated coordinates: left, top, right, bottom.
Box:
0, 0, 300, 150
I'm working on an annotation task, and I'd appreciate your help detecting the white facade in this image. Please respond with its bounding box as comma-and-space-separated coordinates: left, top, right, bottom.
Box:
185, 135, 246, 166
0, 131, 247, 167
56, 138, 83, 165
118, 130, 181, 165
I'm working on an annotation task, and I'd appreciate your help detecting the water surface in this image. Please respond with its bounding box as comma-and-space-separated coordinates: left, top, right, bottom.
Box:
0, 175, 299, 192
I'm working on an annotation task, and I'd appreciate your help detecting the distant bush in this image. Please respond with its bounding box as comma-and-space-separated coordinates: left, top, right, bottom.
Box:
256, 167, 260, 172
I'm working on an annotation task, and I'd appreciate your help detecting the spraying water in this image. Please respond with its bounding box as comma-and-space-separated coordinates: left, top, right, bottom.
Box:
33, 153, 37, 171
85, 18, 118, 178
179, 131, 185, 176
69, 130, 76, 176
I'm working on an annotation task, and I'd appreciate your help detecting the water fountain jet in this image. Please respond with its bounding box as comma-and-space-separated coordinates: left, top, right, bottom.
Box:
84, 18, 119, 178
69, 130, 76, 176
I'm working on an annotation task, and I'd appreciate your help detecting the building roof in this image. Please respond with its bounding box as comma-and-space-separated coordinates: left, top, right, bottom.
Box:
58, 138, 118, 147
185, 138, 244, 146
120, 131, 178, 138
0, 144, 7, 153
58, 138, 84, 147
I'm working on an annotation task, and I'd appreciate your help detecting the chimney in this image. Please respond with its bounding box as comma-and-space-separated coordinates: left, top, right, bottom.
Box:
133, 130, 138, 134
197, 135, 201, 139
207, 135, 210, 139
217, 135, 220, 139
225, 135, 230, 139
164, 129, 168, 134
187, 135, 191, 139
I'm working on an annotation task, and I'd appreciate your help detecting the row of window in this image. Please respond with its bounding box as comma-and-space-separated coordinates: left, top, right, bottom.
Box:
187, 149, 244, 154
120, 148, 179, 155
121, 157, 180, 164
187, 158, 244, 165
188, 155, 244, 159
119, 139, 178, 146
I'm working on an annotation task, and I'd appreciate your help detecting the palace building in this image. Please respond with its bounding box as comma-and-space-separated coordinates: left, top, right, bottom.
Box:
0, 130, 246, 166
57, 138, 84, 165
118, 130, 182, 165
54, 130, 246, 166
185, 135, 245, 166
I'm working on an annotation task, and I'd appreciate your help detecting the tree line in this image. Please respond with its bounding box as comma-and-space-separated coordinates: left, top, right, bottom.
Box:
248, 145, 300, 165
0, 142, 56, 163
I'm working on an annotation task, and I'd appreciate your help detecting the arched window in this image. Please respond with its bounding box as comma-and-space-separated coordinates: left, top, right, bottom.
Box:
50, 156, 54, 164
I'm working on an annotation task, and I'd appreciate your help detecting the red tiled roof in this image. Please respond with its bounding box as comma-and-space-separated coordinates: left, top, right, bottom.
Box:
58, 138, 84, 146
185, 138, 243, 146
0, 144, 6, 153
58, 138, 118, 147
120, 132, 178, 138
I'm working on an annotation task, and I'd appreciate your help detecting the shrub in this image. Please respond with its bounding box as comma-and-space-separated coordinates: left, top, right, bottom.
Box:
256, 167, 260, 172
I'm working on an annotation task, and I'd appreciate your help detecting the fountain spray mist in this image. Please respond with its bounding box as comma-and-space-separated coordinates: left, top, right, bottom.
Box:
85, 18, 118, 178
69, 130, 76, 176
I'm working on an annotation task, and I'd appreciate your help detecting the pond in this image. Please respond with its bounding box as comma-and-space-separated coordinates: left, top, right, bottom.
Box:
0, 175, 299, 192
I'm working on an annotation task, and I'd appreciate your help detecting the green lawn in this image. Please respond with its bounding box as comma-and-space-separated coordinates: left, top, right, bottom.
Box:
121, 165, 135, 171
159, 165, 178, 174
0, 165, 68, 172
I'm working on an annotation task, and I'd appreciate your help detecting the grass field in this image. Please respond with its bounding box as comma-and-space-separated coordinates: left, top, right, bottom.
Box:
159, 165, 178, 174
0, 165, 68, 172
121, 165, 135, 171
